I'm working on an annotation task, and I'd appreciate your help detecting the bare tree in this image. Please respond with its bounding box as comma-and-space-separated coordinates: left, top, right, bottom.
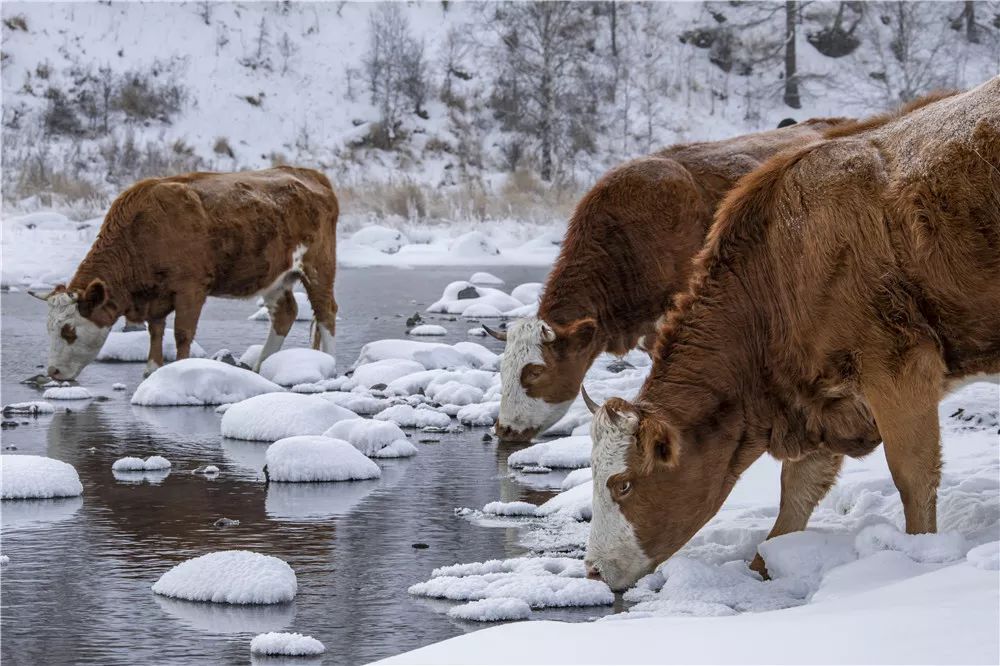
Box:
784, 1, 801, 108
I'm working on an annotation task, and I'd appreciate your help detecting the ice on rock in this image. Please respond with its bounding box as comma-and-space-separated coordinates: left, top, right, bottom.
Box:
966, 541, 1000, 570
469, 271, 504, 285
248, 291, 314, 321
323, 418, 417, 458
427, 281, 522, 316
375, 404, 451, 429
408, 324, 447, 336
112, 382, 127, 391
2, 401, 55, 416
456, 401, 500, 427
250, 632, 326, 656
258, 348, 337, 386
152, 551, 297, 604
131, 359, 283, 406
42, 386, 93, 400
318, 391, 391, 416
467, 327, 487, 337
483, 501, 538, 517
1, 455, 83, 499
97, 329, 205, 362
351, 359, 426, 389
265, 436, 381, 482
854, 523, 968, 563
112, 455, 172, 471
510, 282, 543, 304
222, 393, 358, 441
448, 597, 531, 622
508, 435, 592, 469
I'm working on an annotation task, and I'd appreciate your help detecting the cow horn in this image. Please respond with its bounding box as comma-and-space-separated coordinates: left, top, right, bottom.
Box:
482, 325, 507, 342
27, 290, 51, 301
581, 386, 601, 414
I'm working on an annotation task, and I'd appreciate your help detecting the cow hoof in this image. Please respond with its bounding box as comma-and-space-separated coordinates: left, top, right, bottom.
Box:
749, 554, 771, 580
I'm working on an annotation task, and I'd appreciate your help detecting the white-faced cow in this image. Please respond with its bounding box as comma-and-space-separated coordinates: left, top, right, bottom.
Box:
584, 79, 1000, 591
487, 118, 853, 442
32, 166, 339, 380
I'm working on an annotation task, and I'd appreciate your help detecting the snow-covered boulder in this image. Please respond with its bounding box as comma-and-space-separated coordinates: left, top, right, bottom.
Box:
408, 324, 447, 336
250, 632, 326, 657
152, 551, 297, 604
97, 329, 205, 362
265, 436, 381, 482
352, 339, 473, 370
468, 327, 487, 337
239, 345, 263, 369
0, 455, 83, 499
351, 359, 426, 389
112, 455, 171, 471
450, 231, 500, 257
349, 225, 409, 254
385, 368, 491, 397
426, 381, 484, 406
462, 303, 505, 319
427, 281, 522, 315
2, 401, 55, 416
510, 282, 543, 305
221, 393, 357, 441
374, 404, 451, 429
483, 501, 538, 517
131, 359, 283, 406
508, 435, 592, 469
470, 271, 504, 285
535, 480, 592, 521
448, 597, 532, 622
457, 401, 500, 426
258, 348, 337, 386
318, 391, 391, 416
42, 386, 92, 400
248, 291, 314, 321
323, 418, 417, 458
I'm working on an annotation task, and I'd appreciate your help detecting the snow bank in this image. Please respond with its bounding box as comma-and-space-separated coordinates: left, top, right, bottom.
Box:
248, 291, 314, 321
221, 393, 357, 441
967, 541, 1000, 571
560, 468, 593, 491
853, 523, 967, 563
408, 324, 447, 336
250, 632, 325, 656
450, 231, 500, 257
349, 225, 409, 254
535, 481, 592, 521
131, 359, 283, 406
152, 551, 297, 604
447, 598, 531, 622
265, 436, 381, 482
112, 456, 172, 471
97, 329, 205, 362
374, 404, 451, 429
42, 386, 93, 400
323, 418, 417, 458
507, 436, 592, 469
0, 455, 83, 499
258, 348, 337, 386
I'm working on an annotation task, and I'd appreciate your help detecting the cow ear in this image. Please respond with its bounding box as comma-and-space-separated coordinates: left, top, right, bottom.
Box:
560, 318, 597, 345
79, 279, 116, 325
635, 414, 680, 475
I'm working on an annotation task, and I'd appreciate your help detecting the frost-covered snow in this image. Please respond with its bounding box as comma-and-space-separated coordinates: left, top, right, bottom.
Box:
41, 385, 92, 400
250, 632, 326, 656
258, 348, 337, 386
374, 404, 451, 429
111, 382, 127, 391
507, 436, 592, 469
447, 598, 532, 622
265, 436, 381, 482
482, 501, 538, 517
152, 551, 297, 604
0, 455, 83, 500
469, 272, 504, 285
247, 291, 314, 322
323, 418, 417, 458
96, 329, 205, 362
131, 359, 283, 406
221, 393, 357, 441
112, 456, 172, 471
456, 401, 500, 426
427, 281, 523, 316
510, 282, 543, 305
353, 339, 493, 371
2, 401, 55, 416
408, 324, 447, 336
318, 391, 391, 416
351, 359, 426, 389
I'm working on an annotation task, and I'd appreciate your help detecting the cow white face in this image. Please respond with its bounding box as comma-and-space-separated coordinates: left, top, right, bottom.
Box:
41, 290, 113, 380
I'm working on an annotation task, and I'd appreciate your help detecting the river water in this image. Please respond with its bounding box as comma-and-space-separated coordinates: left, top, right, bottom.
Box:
0, 266, 614, 666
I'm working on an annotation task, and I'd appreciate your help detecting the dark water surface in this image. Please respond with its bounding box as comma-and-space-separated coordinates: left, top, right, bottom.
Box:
1, 266, 609, 666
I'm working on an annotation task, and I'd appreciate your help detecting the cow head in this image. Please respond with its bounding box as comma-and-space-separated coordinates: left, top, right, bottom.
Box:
32, 279, 117, 380
488, 316, 599, 442
583, 394, 742, 592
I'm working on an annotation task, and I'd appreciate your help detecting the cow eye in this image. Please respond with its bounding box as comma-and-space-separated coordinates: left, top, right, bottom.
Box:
619, 481, 632, 496
60, 323, 77, 344
521, 364, 544, 384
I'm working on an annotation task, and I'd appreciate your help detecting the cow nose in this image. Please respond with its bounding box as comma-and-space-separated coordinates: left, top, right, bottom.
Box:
48, 366, 62, 379
585, 562, 602, 581
494, 422, 536, 443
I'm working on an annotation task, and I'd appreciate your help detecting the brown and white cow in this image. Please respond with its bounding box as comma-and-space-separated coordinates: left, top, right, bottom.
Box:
32, 166, 339, 380
487, 118, 852, 442
583, 79, 1000, 591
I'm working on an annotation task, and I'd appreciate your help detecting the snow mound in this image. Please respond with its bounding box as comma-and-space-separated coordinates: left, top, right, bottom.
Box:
112, 456, 172, 471
560, 468, 593, 490
42, 386, 92, 400
265, 436, 381, 482
97, 329, 205, 362
448, 597, 531, 622
508, 435, 592, 469
450, 231, 500, 257
374, 404, 451, 429
854, 523, 968, 563
349, 225, 409, 254
467, 327, 486, 337
353, 339, 490, 370
222, 393, 357, 441
250, 631, 326, 656
456, 401, 500, 426
258, 348, 337, 386
318, 391, 391, 416
132, 359, 283, 406
0, 455, 83, 500
408, 324, 447, 336
152, 551, 297, 604
427, 381, 484, 406
967, 541, 1000, 570
323, 418, 416, 458
461, 303, 504, 318
2, 401, 55, 416
248, 291, 314, 321
351, 359, 426, 389
239, 345, 263, 369
483, 501, 538, 517
469, 271, 504, 285
112, 382, 127, 391
536, 481, 592, 521
427, 281, 522, 316
756, 531, 857, 580
510, 282, 543, 304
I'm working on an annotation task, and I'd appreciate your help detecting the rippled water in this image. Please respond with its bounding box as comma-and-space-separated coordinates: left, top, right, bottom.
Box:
1, 266, 613, 666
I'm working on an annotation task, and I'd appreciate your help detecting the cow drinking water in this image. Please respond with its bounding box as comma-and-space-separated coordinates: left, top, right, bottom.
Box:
32, 166, 339, 380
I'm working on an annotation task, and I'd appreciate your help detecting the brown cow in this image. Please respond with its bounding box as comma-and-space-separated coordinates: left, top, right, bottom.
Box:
32, 166, 339, 380
487, 118, 852, 442
584, 77, 1000, 592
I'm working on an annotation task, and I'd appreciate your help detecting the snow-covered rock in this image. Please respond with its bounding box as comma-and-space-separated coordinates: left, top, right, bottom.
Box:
112, 382, 127, 391
248, 291, 314, 321
510, 282, 543, 304
483, 501, 538, 517
448, 597, 531, 622
467, 327, 487, 337
97, 329, 205, 362
323, 418, 417, 458
222, 394, 357, 441
2, 401, 55, 416
450, 231, 500, 257
1, 455, 83, 500
250, 632, 326, 656
112, 455, 172, 471
426, 381, 484, 406
408, 324, 447, 336
131, 359, 283, 406
351, 359, 426, 389
152, 551, 297, 604
469, 271, 504, 285
427, 281, 522, 316
560, 468, 593, 491
265, 436, 381, 482
353, 339, 483, 370
349, 225, 409, 254
461, 303, 505, 318
374, 404, 451, 429
508, 435, 592, 469
535, 480, 592, 521
318, 391, 391, 416
42, 386, 92, 400
258, 348, 337, 386
456, 401, 500, 427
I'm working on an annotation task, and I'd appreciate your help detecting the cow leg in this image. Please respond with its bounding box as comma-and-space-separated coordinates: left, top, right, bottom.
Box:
145, 318, 166, 377
173, 292, 207, 361
749, 450, 843, 577
254, 289, 297, 372
301, 255, 337, 361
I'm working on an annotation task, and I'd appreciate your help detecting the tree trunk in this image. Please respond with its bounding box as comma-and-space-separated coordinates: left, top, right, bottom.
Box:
610, 2, 618, 57
964, 1, 979, 44
783, 0, 801, 109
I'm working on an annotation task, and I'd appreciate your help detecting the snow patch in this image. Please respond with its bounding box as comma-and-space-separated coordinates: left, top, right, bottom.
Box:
259, 348, 337, 386
131, 359, 283, 406
152, 551, 297, 604
222, 393, 358, 441
0, 455, 83, 499
265, 436, 381, 482
250, 632, 326, 656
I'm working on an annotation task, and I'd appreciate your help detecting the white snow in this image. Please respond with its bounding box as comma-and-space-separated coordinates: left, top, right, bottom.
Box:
131, 359, 283, 406
353, 339, 492, 370
221, 393, 357, 441
2, 401, 55, 416
96, 329, 205, 362
408, 324, 447, 336
507, 436, 592, 469
152, 551, 297, 604
265, 436, 381, 482
374, 404, 451, 429
447, 597, 532, 622
456, 401, 500, 426
510, 282, 543, 304
469, 272, 504, 285
467, 327, 487, 337
482, 501, 538, 517
0, 455, 83, 500
258, 348, 337, 386
461, 303, 505, 318
239, 345, 263, 369
112, 455, 172, 471
318, 391, 391, 416
348, 225, 409, 254
247, 291, 314, 321
111, 382, 127, 391
351, 359, 426, 389
41, 385, 93, 400
560, 468, 593, 491
323, 418, 417, 458
426, 381, 484, 406
967, 541, 1000, 571
427, 281, 522, 316
250, 632, 326, 656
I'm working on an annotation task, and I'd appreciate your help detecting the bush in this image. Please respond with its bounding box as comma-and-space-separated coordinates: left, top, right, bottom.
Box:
43, 88, 84, 136
213, 136, 234, 158
3, 15, 28, 31
112, 72, 185, 122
